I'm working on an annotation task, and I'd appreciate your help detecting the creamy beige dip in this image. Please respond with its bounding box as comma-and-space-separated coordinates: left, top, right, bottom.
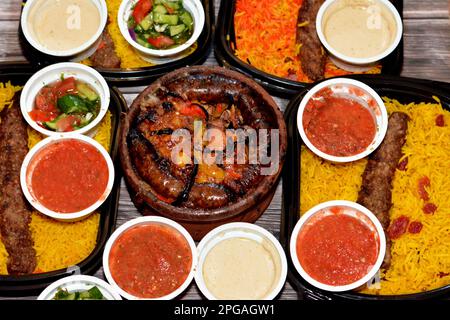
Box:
28, 0, 101, 52
322, 0, 397, 58
202, 237, 282, 300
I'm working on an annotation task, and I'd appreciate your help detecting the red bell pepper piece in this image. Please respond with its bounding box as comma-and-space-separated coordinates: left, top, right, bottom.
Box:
179, 104, 207, 119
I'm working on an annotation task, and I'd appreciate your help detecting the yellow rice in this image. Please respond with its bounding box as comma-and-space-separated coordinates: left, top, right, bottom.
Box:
104, 0, 153, 69
30, 213, 100, 273
0, 82, 22, 114
0, 84, 112, 275
300, 97, 450, 295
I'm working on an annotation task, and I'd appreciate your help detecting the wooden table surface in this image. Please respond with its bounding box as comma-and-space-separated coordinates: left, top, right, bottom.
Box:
1, 0, 449, 300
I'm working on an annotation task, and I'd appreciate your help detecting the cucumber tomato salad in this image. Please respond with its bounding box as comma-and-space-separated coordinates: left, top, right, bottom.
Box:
128, 0, 194, 50
29, 76, 101, 132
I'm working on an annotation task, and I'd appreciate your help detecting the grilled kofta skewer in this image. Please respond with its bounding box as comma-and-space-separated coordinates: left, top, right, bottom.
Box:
0, 96, 37, 275
90, 30, 121, 69
357, 112, 409, 269
296, 0, 327, 81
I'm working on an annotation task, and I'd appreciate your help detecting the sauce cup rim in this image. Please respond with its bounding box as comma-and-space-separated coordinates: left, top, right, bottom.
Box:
20, 0, 108, 57
102, 216, 198, 300
194, 222, 288, 300
297, 77, 389, 163
20, 133, 115, 221
289, 200, 387, 292
316, 0, 403, 65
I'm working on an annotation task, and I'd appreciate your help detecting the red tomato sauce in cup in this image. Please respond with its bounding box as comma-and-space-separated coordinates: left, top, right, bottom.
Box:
302, 88, 376, 156
296, 208, 379, 286
28, 139, 109, 213
109, 224, 193, 298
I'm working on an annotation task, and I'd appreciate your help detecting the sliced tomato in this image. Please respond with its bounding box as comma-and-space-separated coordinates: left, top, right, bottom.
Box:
35, 87, 57, 112
53, 77, 77, 98
132, 0, 153, 23
179, 104, 207, 119
163, 3, 175, 14
29, 109, 57, 123
55, 115, 81, 132
147, 35, 175, 49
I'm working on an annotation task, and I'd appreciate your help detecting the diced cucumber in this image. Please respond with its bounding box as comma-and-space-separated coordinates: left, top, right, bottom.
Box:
135, 24, 144, 33
76, 83, 98, 101
139, 12, 154, 31
154, 0, 181, 10
179, 11, 193, 30
127, 16, 136, 29
169, 24, 185, 36
64, 293, 77, 300
44, 119, 58, 130
87, 287, 104, 300
153, 13, 179, 26
57, 95, 89, 114
153, 4, 167, 14
164, 0, 181, 10
136, 36, 152, 48
44, 114, 72, 131
78, 291, 91, 300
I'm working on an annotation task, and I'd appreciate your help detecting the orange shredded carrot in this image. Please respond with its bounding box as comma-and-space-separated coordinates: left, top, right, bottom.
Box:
234, 0, 381, 83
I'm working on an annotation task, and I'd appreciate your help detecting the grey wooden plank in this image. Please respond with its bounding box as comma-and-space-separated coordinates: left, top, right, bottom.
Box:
0, 1, 22, 21
0, 20, 26, 62
403, 0, 449, 19
402, 19, 450, 81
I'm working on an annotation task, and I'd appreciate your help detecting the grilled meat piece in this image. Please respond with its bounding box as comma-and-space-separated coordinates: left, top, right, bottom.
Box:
90, 30, 121, 69
128, 130, 186, 202
0, 96, 37, 275
296, 0, 326, 81
357, 112, 409, 269
182, 183, 231, 209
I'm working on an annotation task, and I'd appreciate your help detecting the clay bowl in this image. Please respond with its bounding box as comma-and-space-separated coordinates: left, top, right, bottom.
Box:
120, 66, 287, 240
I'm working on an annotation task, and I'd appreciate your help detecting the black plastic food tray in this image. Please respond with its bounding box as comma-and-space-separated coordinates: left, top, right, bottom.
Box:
280, 75, 450, 300
0, 64, 125, 295
214, 0, 404, 97
18, 0, 214, 86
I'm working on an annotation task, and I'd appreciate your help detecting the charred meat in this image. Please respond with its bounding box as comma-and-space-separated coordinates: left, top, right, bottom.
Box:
296, 0, 326, 81
357, 112, 409, 268
0, 96, 37, 275
127, 96, 265, 210
90, 30, 121, 69
123, 70, 280, 211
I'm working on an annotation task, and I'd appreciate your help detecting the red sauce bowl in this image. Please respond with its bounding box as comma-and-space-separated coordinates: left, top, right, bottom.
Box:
102, 216, 197, 300
297, 78, 388, 162
290, 200, 386, 292
20, 134, 115, 221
